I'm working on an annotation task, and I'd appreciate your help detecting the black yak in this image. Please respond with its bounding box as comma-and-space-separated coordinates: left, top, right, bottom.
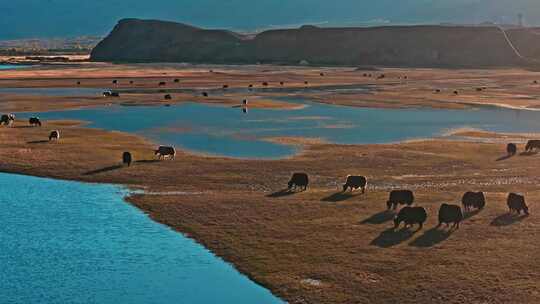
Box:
164, 94, 172, 100
122, 152, 132, 167
0, 114, 15, 126
202, 92, 208, 97
29, 117, 42, 127
288, 173, 309, 191
174, 78, 180, 83
159, 82, 166, 86
438, 204, 463, 228
507, 193, 529, 215
507, 143, 517, 155
394, 206, 427, 229
49, 130, 60, 141
155, 146, 176, 160
387, 190, 414, 210
462, 191, 486, 211
525, 140, 540, 152
342, 175, 367, 193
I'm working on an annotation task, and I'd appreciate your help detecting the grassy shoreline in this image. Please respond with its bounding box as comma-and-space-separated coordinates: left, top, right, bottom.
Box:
0, 119, 538, 303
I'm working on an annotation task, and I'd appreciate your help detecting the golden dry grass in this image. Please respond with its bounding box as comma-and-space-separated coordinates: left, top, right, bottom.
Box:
0, 119, 538, 303
4, 64, 540, 111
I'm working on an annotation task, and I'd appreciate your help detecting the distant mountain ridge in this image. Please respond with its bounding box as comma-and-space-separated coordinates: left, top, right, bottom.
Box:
4, 0, 540, 39
91, 19, 540, 67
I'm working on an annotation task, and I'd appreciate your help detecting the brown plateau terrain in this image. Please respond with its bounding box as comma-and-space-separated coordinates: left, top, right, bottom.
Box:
0, 63, 539, 303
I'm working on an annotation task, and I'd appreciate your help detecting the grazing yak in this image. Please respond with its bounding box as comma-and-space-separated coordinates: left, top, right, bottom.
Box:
280, 81, 285, 86
387, 190, 414, 210
155, 146, 176, 160
103, 91, 119, 97
507, 193, 529, 215
525, 140, 540, 152
29, 117, 42, 127
158, 82, 166, 86
342, 175, 367, 193
0, 114, 15, 126
49, 130, 60, 141
288, 173, 309, 191
202, 92, 209, 97
262, 82, 269, 86
223, 84, 229, 89
174, 78, 180, 83
112, 80, 118, 84
164, 94, 172, 100
122, 152, 132, 167
394, 206, 427, 229
507, 143, 517, 155
438, 204, 463, 228
462, 191, 486, 211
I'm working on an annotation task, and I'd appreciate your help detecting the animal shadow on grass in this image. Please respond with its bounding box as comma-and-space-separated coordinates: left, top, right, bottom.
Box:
490, 213, 529, 227
321, 191, 357, 202
266, 189, 297, 198
360, 210, 395, 225
27, 140, 49, 144
463, 209, 481, 220
83, 164, 123, 176
519, 151, 538, 156
135, 159, 161, 164
496, 154, 514, 161
370, 227, 418, 248
409, 227, 454, 247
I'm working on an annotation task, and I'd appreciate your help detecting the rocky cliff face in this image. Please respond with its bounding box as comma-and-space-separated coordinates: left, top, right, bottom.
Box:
91, 19, 540, 67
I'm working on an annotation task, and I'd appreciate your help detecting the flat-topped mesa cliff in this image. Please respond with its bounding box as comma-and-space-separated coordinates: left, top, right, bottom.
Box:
91, 18, 540, 67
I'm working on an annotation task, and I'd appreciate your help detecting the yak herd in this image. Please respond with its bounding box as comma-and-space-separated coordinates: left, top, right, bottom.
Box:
286, 171, 530, 231
0, 114, 177, 164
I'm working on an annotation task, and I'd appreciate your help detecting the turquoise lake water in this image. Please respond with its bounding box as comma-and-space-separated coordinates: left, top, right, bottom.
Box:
0, 173, 282, 304
33, 98, 540, 159
0, 65, 31, 70
0, 87, 104, 96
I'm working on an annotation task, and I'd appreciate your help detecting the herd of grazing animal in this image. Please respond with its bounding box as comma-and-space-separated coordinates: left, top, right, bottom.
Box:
284, 172, 530, 231
0, 113, 177, 169
2, 75, 534, 233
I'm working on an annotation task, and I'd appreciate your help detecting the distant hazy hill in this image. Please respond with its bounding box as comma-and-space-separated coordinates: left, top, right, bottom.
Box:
91, 19, 540, 68
3, 0, 540, 39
